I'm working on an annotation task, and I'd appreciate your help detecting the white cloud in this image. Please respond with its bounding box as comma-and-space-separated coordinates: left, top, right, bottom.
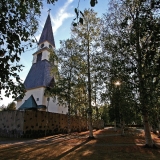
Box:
34, 0, 74, 44
51, 0, 74, 34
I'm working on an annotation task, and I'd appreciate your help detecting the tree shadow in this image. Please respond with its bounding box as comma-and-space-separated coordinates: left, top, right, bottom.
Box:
53, 139, 92, 160
1, 128, 160, 160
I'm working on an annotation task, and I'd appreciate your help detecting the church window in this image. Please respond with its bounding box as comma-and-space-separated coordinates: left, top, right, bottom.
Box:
37, 53, 42, 62
41, 43, 44, 48
49, 44, 52, 49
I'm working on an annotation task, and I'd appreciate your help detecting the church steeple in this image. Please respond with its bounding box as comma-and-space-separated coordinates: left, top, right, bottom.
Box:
38, 13, 55, 47
32, 13, 55, 64
24, 13, 56, 90
16, 13, 68, 114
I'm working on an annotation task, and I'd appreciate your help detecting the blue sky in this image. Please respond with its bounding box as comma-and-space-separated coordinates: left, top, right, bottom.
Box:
1, 0, 109, 106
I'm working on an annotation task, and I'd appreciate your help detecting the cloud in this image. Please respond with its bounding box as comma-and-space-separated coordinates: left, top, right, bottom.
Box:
34, 0, 74, 43
51, 0, 74, 34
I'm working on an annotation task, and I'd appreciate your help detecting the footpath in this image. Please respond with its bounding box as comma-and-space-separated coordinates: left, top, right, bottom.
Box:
0, 127, 160, 160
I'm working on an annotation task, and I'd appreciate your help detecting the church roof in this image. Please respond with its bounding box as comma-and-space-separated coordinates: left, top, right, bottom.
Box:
18, 95, 37, 110
38, 14, 55, 47
24, 60, 54, 90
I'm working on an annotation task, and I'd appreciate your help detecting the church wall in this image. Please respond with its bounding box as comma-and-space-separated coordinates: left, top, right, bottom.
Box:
47, 98, 68, 114
0, 110, 104, 138
42, 50, 50, 61
21, 87, 45, 106
16, 100, 22, 109
16, 87, 45, 110
38, 41, 51, 50
44, 41, 50, 47
17, 88, 68, 114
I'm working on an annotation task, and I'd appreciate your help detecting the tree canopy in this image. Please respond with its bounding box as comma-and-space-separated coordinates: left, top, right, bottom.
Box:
102, 0, 160, 147
0, 0, 99, 100
0, 0, 59, 100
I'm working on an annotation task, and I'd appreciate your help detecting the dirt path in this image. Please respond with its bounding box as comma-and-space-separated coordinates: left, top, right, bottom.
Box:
0, 127, 160, 160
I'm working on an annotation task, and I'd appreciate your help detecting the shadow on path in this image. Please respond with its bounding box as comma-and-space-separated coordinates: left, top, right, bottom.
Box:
54, 139, 91, 160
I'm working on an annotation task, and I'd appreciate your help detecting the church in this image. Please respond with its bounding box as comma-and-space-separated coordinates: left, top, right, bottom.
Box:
16, 14, 68, 114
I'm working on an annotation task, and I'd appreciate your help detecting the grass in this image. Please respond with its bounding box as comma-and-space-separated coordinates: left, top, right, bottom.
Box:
0, 127, 160, 160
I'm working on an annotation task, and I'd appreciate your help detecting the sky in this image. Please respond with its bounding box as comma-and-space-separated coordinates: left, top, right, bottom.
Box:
1, 0, 110, 106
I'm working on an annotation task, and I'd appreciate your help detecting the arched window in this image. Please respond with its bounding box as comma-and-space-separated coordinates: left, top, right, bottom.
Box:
49, 44, 52, 49
41, 43, 44, 48
37, 53, 42, 62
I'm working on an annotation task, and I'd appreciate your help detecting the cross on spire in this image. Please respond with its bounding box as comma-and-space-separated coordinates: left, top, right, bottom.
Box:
48, 9, 51, 14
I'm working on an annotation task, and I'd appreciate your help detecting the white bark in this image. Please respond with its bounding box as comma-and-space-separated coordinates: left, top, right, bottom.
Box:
143, 114, 153, 147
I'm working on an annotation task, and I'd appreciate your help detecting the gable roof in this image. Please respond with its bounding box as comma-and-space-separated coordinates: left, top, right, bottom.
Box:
38, 14, 55, 47
18, 95, 37, 110
24, 60, 54, 90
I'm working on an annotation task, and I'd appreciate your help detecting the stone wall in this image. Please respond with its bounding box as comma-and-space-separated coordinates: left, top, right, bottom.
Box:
0, 111, 24, 137
93, 119, 105, 129
0, 110, 104, 138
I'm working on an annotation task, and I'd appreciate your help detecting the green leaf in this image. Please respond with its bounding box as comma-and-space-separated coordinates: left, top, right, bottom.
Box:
90, 0, 96, 7
73, 23, 77, 27
79, 18, 83, 25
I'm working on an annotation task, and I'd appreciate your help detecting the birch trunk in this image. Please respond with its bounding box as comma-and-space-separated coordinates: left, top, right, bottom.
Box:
88, 111, 93, 137
143, 113, 154, 147
87, 26, 94, 138
68, 104, 71, 134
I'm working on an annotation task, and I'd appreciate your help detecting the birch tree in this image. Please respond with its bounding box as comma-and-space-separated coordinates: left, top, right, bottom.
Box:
71, 9, 102, 138
102, 0, 160, 147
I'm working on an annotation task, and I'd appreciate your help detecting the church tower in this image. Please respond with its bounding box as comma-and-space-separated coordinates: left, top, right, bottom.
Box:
16, 14, 68, 114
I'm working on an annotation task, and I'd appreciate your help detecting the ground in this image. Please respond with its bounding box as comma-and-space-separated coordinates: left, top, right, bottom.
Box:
0, 127, 160, 160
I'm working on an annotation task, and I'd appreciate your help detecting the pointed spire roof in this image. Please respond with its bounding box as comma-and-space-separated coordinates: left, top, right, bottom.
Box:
38, 14, 55, 47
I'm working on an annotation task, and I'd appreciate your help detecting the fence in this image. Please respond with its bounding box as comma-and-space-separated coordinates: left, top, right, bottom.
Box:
0, 110, 104, 138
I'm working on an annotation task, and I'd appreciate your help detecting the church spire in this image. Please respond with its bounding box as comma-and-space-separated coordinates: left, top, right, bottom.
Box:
38, 13, 55, 47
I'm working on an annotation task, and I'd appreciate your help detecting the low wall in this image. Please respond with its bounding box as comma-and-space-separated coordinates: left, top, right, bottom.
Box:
0, 111, 24, 137
0, 110, 104, 138
93, 119, 104, 129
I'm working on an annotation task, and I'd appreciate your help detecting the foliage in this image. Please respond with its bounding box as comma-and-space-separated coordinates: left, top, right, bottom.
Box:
99, 104, 110, 125
0, 105, 5, 111
0, 0, 98, 100
71, 9, 103, 137
0, 101, 16, 111
45, 39, 83, 133
47, 9, 103, 136
73, 0, 98, 26
102, 0, 160, 146
46, 39, 79, 109
0, 0, 57, 100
